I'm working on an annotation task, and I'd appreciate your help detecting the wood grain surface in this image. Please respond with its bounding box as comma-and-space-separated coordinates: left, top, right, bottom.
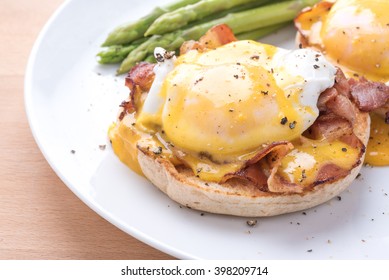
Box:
0, 0, 173, 260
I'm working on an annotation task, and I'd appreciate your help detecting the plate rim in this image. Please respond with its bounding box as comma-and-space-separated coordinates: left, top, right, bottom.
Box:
23, 0, 389, 260
23, 0, 194, 260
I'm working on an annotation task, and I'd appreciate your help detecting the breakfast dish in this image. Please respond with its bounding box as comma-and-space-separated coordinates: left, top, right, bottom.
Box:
25, 0, 389, 259
109, 25, 372, 216
295, 0, 389, 166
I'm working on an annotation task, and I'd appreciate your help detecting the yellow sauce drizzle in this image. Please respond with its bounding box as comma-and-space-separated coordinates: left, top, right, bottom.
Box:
278, 139, 359, 186
365, 113, 389, 166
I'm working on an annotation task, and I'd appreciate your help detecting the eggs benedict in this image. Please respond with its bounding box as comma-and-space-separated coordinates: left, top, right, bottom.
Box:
109, 25, 369, 216
294, 0, 389, 166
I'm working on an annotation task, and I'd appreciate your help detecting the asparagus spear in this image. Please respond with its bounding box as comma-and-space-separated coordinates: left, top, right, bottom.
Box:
118, 0, 318, 74
182, 0, 319, 38
99, 0, 272, 64
97, 45, 137, 64
144, 55, 156, 63
97, 37, 148, 64
145, 0, 268, 36
102, 0, 199, 46
236, 23, 289, 40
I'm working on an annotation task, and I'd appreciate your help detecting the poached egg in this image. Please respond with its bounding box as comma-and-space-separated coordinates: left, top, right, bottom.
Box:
295, 0, 389, 166
116, 40, 342, 183
138, 41, 336, 155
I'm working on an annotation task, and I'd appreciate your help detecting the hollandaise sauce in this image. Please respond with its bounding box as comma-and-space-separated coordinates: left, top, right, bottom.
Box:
109, 119, 144, 176
278, 139, 360, 186
365, 113, 389, 166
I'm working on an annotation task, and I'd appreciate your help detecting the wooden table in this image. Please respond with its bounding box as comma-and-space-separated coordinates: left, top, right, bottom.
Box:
0, 0, 173, 260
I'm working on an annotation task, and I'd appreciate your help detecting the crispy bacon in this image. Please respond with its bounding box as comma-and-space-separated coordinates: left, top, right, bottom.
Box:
305, 113, 353, 141
125, 62, 155, 93
180, 24, 237, 54
317, 87, 337, 111
232, 163, 269, 191
120, 62, 156, 119
118, 100, 135, 121
220, 142, 293, 187
317, 70, 357, 124
325, 93, 357, 124
349, 77, 389, 111
334, 69, 351, 98
267, 172, 304, 193
314, 164, 350, 186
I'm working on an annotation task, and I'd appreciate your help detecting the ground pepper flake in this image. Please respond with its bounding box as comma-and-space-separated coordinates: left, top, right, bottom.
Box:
153, 146, 163, 155
289, 121, 297, 129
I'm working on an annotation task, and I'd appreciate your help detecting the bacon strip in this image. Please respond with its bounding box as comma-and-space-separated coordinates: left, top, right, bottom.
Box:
220, 142, 293, 186
305, 113, 353, 141
334, 69, 351, 98
119, 62, 155, 120
232, 163, 269, 191
180, 24, 237, 54
314, 164, 350, 186
125, 62, 155, 93
267, 172, 303, 193
349, 77, 389, 112
317, 70, 358, 124
325, 93, 357, 124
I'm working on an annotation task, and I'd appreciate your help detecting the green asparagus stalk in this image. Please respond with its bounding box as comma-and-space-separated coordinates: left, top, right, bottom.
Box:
97, 45, 137, 64
144, 55, 157, 63
117, 32, 183, 74
182, 0, 319, 38
145, 0, 269, 36
236, 23, 289, 40
97, 37, 148, 64
117, 0, 318, 74
102, 0, 199, 46
100, 0, 272, 65
163, 0, 272, 32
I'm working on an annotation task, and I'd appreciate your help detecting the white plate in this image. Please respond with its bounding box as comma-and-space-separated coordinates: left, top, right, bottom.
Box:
25, 0, 389, 259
